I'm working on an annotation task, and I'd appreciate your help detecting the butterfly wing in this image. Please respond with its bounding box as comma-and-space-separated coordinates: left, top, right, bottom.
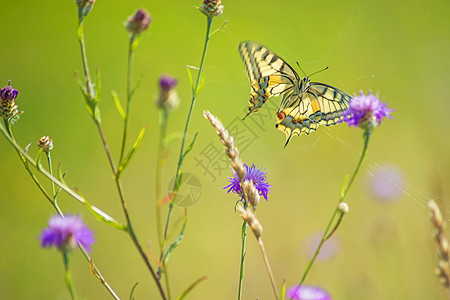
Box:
238, 41, 299, 118
276, 83, 351, 146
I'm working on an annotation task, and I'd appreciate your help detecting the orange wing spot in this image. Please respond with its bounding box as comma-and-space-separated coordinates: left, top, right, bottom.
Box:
277, 111, 285, 120
249, 98, 254, 104
292, 118, 298, 124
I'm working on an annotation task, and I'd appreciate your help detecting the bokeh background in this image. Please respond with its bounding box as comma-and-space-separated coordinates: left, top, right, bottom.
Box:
1, 0, 450, 299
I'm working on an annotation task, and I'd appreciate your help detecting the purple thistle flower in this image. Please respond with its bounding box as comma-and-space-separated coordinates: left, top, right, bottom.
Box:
159, 75, 178, 91
125, 8, 151, 35
0, 80, 19, 101
287, 285, 331, 300
224, 163, 271, 201
156, 74, 179, 110
40, 215, 95, 252
343, 91, 394, 131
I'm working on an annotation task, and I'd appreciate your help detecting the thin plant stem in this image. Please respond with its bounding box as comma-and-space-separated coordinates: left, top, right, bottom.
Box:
162, 15, 213, 254
299, 130, 371, 286
46, 152, 57, 203
257, 237, 279, 300
75, 15, 167, 299
63, 252, 78, 300
0, 122, 120, 299
156, 109, 169, 249
238, 219, 248, 300
77, 18, 93, 99
118, 34, 136, 166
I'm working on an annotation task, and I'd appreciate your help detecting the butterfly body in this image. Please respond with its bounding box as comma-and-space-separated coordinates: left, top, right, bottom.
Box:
239, 41, 351, 146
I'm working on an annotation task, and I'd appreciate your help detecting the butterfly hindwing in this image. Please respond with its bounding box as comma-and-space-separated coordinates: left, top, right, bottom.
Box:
238, 41, 298, 117
239, 41, 351, 146
276, 83, 351, 145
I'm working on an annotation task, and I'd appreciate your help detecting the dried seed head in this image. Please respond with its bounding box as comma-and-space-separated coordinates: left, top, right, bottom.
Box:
236, 205, 263, 238
203, 110, 246, 180
428, 200, 450, 288
243, 180, 260, 207
199, 0, 224, 18
38, 136, 53, 152
125, 8, 151, 35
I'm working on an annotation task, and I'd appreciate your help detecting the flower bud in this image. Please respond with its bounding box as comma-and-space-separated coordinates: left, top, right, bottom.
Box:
37, 136, 54, 152
0, 80, 20, 122
125, 8, 151, 35
199, 0, 224, 17
156, 75, 179, 110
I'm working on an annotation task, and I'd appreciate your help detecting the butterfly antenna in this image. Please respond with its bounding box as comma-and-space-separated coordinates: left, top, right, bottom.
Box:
308, 66, 329, 78
295, 61, 307, 78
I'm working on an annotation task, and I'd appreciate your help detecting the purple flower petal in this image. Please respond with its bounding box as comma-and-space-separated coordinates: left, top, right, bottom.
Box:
287, 285, 331, 300
224, 163, 271, 201
39, 215, 94, 252
342, 91, 393, 131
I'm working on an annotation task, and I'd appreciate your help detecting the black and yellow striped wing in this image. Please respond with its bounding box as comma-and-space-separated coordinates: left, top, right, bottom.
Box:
238, 41, 299, 118
238, 41, 351, 146
276, 83, 351, 146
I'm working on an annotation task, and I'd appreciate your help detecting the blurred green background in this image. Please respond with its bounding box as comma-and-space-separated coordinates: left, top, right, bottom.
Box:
1, 0, 450, 299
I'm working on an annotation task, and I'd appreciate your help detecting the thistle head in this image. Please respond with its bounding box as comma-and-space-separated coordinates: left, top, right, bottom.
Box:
37, 136, 54, 153
156, 74, 179, 110
0, 80, 20, 122
199, 0, 224, 18
342, 91, 394, 132
125, 8, 152, 35
40, 215, 95, 253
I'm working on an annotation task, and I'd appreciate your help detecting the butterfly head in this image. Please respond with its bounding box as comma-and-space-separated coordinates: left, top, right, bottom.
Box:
298, 77, 311, 94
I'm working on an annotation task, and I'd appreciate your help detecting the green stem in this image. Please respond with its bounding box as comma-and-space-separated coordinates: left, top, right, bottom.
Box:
156, 109, 169, 249
0, 122, 120, 299
46, 152, 57, 204
162, 15, 213, 253
299, 130, 371, 286
77, 20, 93, 99
118, 34, 136, 167
63, 252, 77, 300
238, 219, 248, 300
75, 17, 166, 298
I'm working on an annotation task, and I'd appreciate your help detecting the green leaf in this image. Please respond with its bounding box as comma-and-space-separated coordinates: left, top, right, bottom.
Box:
35, 148, 44, 171
163, 209, 187, 265
177, 276, 207, 300
181, 132, 199, 162
130, 72, 145, 101
74, 73, 95, 118
93, 65, 101, 104
84, 199, 128, 231
119, 127, 147, 174
129, 282, 139, 300
340, 174, 349, 197
195, 69, 205, 97
280, 280, 286, 300
112, 91, 126, 120
186, 65, 197, 93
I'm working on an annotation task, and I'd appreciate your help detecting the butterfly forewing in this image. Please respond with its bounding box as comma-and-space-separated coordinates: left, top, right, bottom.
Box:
239, 41, 351, 146
239, 41, 298, 116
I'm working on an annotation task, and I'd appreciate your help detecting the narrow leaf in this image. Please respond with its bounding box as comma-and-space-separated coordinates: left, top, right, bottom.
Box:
280, 280, 286, 300
112, 90, 126, 120
130, 71, 145, 101
93, 65, 101, 104
340, 174, 349, 197
163, 209, 187, 265
181, 132, 199, 162
119, 127, 147, 173
84, 200, 128, 231
177, 276, 207, 300
129, 282, 139, 300
186, 65, 197, 93
195, 69, 205, 97
74, 73, 95, 118
35, 149, 43, 171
